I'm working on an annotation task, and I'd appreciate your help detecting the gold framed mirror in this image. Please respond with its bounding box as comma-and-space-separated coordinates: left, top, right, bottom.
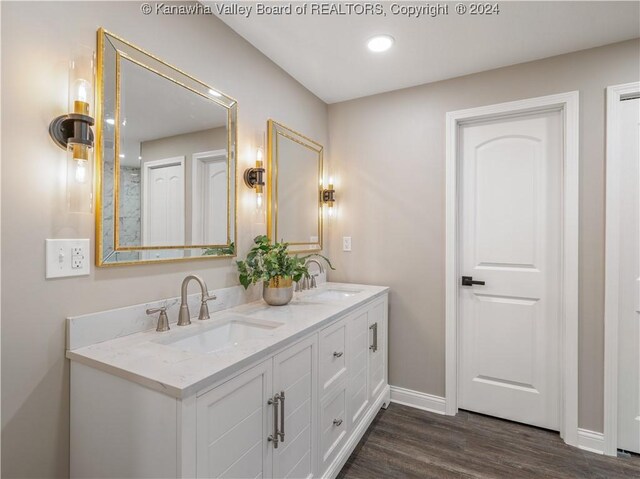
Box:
267, 120, 323, 253
96, 28, 237, 266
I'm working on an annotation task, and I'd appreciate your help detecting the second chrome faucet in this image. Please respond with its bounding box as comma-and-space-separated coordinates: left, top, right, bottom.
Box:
177, 274, 216, 326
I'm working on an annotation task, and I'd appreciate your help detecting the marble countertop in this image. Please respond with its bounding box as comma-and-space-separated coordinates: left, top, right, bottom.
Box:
66, 282, 388, 399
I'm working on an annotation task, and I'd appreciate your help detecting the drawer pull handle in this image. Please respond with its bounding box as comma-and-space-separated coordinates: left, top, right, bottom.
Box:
278, 391, 285, 442
333, 418, 343, 427
333, 351, 344, 358
268, 394, 281, 448
369, 323, 378, 352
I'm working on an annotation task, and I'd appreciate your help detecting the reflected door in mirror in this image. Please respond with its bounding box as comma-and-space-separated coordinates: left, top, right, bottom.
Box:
141, 157, 185, 260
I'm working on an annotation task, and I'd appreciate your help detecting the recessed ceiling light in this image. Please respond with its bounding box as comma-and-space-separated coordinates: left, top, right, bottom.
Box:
119, 154, 125, 158
208, 89, 222, 97
106, 118, 115, 125
367, 35, 394, 53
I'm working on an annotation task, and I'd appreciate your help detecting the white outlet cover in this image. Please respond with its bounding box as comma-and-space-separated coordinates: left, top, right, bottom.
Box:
46, 239, 90, 279
343, 236, 352, 252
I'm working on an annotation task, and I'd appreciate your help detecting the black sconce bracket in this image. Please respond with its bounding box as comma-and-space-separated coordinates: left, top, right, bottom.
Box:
322, 188, 336, 203
49, 113, 95, 150
244, 167, 265, 188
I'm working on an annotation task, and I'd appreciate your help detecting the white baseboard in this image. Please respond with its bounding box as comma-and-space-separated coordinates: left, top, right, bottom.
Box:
577, 428, 605, 455
390, 385, 446, 415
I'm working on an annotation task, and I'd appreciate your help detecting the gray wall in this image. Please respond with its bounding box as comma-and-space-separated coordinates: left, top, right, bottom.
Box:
326, 39, 640, 434
0, 2, 328, 477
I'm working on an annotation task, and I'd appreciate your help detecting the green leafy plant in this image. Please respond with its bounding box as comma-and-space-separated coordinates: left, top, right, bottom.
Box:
236, 235, 334, 289
202, 242, 235, 256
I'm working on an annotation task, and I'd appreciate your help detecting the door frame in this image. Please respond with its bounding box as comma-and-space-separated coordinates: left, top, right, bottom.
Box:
603, 81, 640, 456
445, 91, 580, 446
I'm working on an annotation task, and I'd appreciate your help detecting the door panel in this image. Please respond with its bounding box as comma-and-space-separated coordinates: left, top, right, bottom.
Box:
196, 360, 272, 479
617, 97, 640, 453
273, 336, 316, 479
459, 111, 562, 430
475, 137, 539, 267
347, 309, 369, 429
368, 299, 387, 402
142, 157, 185, 259
204, 160, 228, 245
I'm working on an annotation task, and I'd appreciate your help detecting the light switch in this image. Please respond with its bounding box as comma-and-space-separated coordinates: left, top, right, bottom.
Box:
46, 239, 90, 278
343, 236, 352, 252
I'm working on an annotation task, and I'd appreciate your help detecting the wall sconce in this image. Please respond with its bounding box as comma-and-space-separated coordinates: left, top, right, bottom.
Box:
322, 178, 336, 218
49, 55, 95, 213
244, 147, 266, 210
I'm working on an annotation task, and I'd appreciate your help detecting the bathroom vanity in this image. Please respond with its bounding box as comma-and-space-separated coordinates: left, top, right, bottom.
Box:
67, 283, 389, 478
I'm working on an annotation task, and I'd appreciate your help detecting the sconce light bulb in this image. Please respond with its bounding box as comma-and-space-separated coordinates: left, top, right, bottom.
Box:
74, 159, 87, 184
256, 192, 264, 210
329, 176, 334, 186
74, 78, 90, 103
256, 147, 263, 163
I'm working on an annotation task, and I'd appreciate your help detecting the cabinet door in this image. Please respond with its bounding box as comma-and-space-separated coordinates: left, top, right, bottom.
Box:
196, 360, 273, 479
346, 309, 370, 430
368, 297, 388, 402
272, 336, 317, 479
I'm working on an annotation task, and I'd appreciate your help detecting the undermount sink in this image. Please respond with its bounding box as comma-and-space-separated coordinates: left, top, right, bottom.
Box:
156, 316, 283, 354
303, 288, 362, 301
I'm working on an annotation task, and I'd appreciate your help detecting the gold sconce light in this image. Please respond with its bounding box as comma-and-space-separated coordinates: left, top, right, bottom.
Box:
244, 147, 266, 210
49, 55, 95, 213
322, 178, 336, 218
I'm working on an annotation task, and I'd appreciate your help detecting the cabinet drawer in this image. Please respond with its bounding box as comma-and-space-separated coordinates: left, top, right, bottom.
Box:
320, 381, 347, 472
319, 319, 347, 396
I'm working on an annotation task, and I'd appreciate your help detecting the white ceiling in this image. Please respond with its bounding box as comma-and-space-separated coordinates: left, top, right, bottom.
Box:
213, 1, 640, 104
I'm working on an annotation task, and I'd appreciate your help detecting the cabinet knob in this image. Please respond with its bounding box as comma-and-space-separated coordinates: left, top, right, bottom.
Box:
333, 418, 343, 427
333, 351, 344, 358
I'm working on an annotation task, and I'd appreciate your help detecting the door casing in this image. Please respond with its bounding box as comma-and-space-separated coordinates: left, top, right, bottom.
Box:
445, 91, 579, 447
603, 81, 640, 456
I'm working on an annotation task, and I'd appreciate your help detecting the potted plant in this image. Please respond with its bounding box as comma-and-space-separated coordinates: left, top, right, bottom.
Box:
236, 235, 334, 306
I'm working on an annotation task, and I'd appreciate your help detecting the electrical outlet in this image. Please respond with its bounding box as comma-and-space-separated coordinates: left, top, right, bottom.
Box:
46, 239, 90, 278
343, 236, 352, 252
72, 247, 85, 269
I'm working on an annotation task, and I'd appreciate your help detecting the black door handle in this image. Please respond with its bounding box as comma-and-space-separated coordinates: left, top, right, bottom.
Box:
461, 276, 485, 286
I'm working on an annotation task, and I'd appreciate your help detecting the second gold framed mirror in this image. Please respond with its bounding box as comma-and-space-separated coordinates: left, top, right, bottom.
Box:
267, 120, 323, 253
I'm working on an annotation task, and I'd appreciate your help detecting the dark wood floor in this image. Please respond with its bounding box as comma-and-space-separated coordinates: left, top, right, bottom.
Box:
337, 403, 640, 479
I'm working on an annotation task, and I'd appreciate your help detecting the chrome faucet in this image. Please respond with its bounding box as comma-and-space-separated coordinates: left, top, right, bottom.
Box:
177, 275, 216, 326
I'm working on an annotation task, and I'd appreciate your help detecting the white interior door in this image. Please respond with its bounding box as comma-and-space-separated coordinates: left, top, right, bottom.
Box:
203, 159, 228, 244
142, 156, 185, 259
617, 97, 640, 453
459, 110, 562, 430
191, 150, 228, 245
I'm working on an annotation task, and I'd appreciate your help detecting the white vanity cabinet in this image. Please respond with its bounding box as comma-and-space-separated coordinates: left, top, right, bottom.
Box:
69, 288, 388, 479
196, 335, 317, 479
